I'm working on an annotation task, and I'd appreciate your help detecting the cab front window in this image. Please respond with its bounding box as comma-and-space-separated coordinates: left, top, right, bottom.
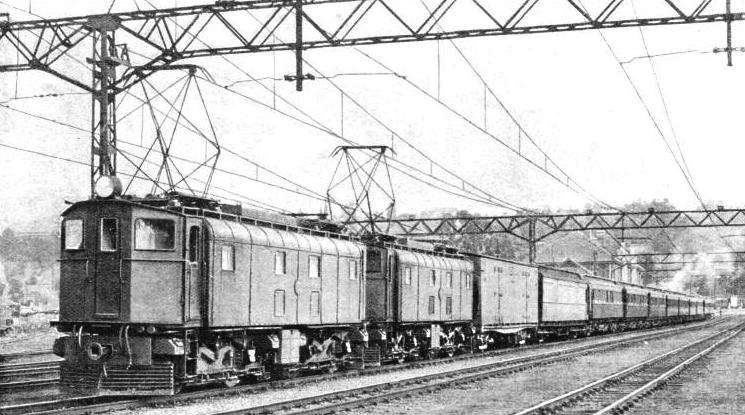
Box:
135, 218, 175, 250
63, 219, 84, 250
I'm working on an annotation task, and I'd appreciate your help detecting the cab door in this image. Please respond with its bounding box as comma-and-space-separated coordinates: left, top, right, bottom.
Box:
94, 207, 122, 319
184, 219, 202, 323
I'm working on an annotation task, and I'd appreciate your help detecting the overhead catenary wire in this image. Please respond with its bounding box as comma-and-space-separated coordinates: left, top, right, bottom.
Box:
140, 1, 531, 214
412, 0, 619, 213
0, 140, 289, 214
0, 3, 338, 211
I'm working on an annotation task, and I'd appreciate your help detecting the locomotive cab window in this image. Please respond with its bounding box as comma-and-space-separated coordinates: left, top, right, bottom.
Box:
221, 245, 235, 271
275, 252, 286, 275
63, 219, 84, 250
134, 218, 175, 250
100, 218, 118, 252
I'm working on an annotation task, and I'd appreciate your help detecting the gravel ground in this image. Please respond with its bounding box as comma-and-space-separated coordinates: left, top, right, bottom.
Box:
630, 328, 745, 415
110, 318, 740, 415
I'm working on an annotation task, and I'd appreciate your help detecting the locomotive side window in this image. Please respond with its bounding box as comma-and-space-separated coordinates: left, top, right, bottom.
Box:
309, 255, 320, 279
428, 296, 436, 315
274, 290, 285, 316
403, 267, 412, 285
63, 219, 84, 250
100, 218, 118, 252
349, 260, 358, 280
221, 245, 235, 271
134, 219, 175, 250
274, 252, 286, 275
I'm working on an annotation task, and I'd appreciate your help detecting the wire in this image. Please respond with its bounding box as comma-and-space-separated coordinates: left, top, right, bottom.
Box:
140, 1, 530, 213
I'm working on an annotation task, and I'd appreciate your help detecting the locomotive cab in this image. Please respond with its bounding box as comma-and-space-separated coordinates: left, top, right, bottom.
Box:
54, 199, 199, 394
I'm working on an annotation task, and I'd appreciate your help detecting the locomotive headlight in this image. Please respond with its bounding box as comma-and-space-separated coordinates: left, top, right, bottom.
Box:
94, 175, 123, 198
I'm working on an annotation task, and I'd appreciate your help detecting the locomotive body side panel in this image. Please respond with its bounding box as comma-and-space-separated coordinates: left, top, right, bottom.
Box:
395, 250, 472, 324
206, 219, 365, 327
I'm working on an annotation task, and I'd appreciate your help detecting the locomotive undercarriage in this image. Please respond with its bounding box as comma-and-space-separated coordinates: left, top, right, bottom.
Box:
52, 323, 362, 395
360, 322, 477, 366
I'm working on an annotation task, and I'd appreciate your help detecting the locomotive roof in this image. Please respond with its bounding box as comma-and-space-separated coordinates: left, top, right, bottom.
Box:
396, 249, 473, 270
205, 217, 363, 256
61, 197, 357, 243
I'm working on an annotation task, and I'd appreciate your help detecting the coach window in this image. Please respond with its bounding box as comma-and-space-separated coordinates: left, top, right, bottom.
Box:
309, 255, 320, 279
428, 296, 436, 315
446, 272, 453, 288
221, 245, 235, 271
465, 273, 470, 289
430, 270, 437, 286
134, 219, 175, 250
100, 218, 118, 252
349, 260, 358, 280
274, 290, 286, 317
446, 297, 453, 315
275, 252, 286, 275
403, 267, 412, 285
64, 219, 84, 250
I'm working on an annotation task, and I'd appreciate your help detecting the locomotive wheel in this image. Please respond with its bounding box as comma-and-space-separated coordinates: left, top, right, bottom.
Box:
445, 348, 455, 358
224, 377, 240, 388
395, 355, 405, 365
324, 364, 337, 375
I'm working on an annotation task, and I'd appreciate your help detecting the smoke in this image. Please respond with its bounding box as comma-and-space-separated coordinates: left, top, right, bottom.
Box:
660, 252, 733, 296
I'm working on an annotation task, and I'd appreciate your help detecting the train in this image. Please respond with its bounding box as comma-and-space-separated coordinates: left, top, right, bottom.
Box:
51, 192, 712, 395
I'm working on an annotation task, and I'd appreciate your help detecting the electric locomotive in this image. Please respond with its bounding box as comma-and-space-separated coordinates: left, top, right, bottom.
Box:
53, 192, 367, 394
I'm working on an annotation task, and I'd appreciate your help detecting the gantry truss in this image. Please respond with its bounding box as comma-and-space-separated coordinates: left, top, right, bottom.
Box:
0, 0, 743, 193
349, 208, 745, 262
615, 251, 745, 264
1, 0, 743, 91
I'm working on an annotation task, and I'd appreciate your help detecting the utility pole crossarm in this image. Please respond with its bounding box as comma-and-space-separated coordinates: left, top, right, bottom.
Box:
2, 0, 744, 92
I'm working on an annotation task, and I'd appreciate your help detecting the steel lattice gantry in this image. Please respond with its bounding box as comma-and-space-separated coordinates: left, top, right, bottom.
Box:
1, 0, 744, 193
348, 208, 745, 262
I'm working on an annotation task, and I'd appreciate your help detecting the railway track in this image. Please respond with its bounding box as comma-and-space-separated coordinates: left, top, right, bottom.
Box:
205, 318, 741, 415
0, 360, 60, 390
0, 318, 731, 415
514, 323, 744, 415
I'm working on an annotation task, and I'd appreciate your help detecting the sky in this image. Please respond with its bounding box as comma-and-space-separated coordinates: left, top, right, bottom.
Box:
0, 0, 744, 233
